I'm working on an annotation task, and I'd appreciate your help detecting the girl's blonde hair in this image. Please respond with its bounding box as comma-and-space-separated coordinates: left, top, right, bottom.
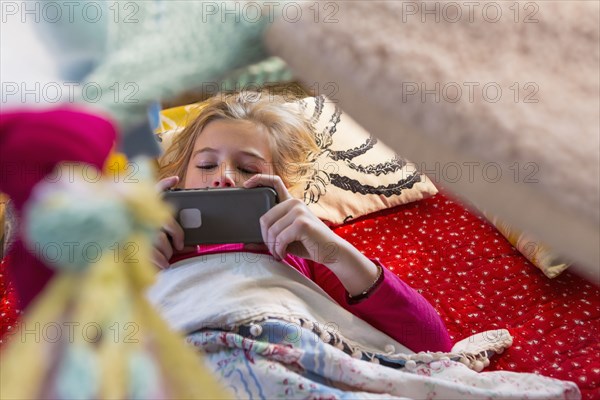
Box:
158, 92, 319, 195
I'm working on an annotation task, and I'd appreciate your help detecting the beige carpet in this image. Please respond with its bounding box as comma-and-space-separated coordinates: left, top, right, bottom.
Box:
266, 1, 600, 281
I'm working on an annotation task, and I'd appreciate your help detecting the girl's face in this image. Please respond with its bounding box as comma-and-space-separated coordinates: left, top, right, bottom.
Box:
183, 119, 274, 189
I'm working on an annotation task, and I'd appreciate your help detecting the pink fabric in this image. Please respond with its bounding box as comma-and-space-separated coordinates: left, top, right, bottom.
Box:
171, 243, 453, 353
0, 108, 117, 310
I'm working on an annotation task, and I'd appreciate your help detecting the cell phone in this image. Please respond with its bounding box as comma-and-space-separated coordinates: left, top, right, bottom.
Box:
162, 187, 278, 245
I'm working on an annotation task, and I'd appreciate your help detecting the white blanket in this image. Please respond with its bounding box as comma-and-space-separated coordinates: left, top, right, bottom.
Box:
147, 252, 413, 355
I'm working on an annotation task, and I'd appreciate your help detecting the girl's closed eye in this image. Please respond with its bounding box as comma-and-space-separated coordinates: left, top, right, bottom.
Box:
196, 164, 258, 175
239, 167, 259, 175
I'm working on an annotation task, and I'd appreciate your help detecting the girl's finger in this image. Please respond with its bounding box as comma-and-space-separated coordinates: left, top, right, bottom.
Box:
259, 199, 300, 241
243, 174, 291, 202
161, 218, 185, 251
156, 176, 179, 192
152, 248, 169, 269
154, 232, 174, 261
273, 224, 303, 261
264, 210, 301, 258
174, 245, 198, 255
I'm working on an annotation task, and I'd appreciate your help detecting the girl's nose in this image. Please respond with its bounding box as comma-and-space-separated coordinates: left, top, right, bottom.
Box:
212, 173, 236, 188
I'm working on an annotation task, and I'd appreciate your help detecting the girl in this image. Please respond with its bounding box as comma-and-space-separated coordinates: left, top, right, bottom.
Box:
152, 91, 452, 354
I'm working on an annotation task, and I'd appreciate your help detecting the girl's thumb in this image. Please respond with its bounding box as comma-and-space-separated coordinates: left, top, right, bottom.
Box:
156, 176, 179, 192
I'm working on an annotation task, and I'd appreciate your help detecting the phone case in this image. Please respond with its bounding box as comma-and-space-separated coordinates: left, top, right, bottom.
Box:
163, 187, 278, 245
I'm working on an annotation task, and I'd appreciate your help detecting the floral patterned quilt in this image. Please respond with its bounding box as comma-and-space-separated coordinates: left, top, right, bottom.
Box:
187, 320, 579, 399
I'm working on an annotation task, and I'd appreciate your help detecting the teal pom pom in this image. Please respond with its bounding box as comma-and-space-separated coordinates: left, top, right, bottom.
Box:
54, 343, 99, 400
24, 182, 133, 271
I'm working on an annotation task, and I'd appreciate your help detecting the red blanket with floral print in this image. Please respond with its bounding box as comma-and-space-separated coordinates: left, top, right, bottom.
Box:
1, 191, 598, 399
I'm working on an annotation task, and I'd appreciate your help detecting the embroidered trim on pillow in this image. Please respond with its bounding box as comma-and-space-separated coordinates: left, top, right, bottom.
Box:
294, 96, 437, 225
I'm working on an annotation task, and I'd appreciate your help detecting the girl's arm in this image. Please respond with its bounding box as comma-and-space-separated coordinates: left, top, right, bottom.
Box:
310, 246, 453, 353
244, 174, 452, 353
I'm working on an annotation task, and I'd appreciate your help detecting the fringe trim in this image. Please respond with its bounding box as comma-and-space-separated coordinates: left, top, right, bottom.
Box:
193, 314, 513, 372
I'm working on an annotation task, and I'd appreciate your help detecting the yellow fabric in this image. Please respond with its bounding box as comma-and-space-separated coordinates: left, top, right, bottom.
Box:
0, 273, 77, 399
157, 102, 208, 133
484, 211, 570, 278
103, 151, 129, 176
0, 193, 6, 254
0, 158, 229, 399
0, 193, 6, 238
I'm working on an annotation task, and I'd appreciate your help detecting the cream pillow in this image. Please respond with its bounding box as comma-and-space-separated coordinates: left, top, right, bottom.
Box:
292, 96, 437, 225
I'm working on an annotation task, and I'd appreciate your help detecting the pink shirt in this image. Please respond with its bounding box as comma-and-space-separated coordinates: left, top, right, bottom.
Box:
171, 243, 452, 353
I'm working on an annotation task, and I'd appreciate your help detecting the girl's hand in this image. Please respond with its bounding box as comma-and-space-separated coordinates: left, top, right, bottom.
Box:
243, 174, 343, 264
153, 176, 194, 269
244, 174, 381, 298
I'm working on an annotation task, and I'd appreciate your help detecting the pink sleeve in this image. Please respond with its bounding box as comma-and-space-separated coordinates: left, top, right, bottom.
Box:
310, 259, 453, 353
